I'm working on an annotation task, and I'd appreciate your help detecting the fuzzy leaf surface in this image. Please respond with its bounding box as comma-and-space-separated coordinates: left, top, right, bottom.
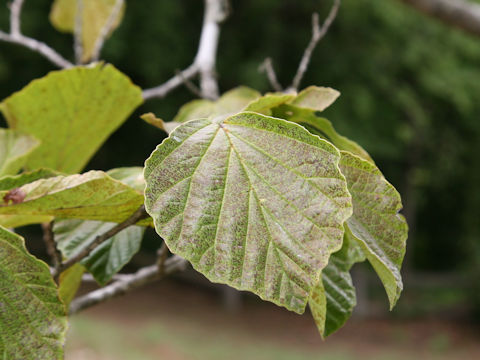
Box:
144, 112, 352, 313
0, 64, 142, 173
0, 226, 67, 359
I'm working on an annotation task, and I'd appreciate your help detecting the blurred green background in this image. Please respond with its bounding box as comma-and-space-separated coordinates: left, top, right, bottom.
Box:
1, 0, 479, 359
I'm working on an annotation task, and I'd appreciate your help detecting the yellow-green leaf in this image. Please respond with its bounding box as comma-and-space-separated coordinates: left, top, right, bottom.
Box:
173, 86, 261, 123
144, 112, 353, 314
58, 263, 85, 307
289, 86, 340, 112
0, 64, 143, 173
272, 104, 374, 163
244, 93, 295, 115
0, 129, 39, 177
140, 113, 179, 134
0, 170, 150, 226
0, 226, 67, 359
50, 0, 126, 62
0, 169, 60, 191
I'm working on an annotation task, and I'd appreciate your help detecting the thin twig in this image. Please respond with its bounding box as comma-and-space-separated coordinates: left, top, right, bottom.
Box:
53, 205, 149, 278
142, 64, 199, 100
1, 0, 72, 68
259, 57, 283, 92
41, 222, 61, 270
74, 0, 84, 64
69, 255, 188, 314
9, 0, 24, 36
91, 0, 124, 61
175, 69, 203, 98
142, 0, 230, 101
289, 0, 341, 91
0, 32, 73, 68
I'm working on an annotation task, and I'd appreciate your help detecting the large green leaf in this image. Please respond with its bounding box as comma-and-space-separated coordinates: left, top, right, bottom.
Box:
50, 0, 126, 62
173, 86, 261, 123
54, 219, 145, 285
309, 230, 365, 337
0, 129, 39, 177
144, 112, 353, 313
0, 170, 149, 227
0, 64, 143, 173
340, 152, 408, 308
272, 104, 374, 163
0, 226, 67, 359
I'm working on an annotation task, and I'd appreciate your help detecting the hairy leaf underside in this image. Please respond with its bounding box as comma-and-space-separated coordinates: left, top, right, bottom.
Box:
144, 112, 353, 313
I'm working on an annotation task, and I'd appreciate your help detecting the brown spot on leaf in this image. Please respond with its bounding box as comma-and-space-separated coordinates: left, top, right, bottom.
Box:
3, 188, 26, 205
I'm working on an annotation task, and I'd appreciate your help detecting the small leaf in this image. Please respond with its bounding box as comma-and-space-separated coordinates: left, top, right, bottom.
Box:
0, 170, 149, 226
244, 93, 295, 115
290, 86, 340, 112
144, 112, 352, 313
141, 113, 179, 134
107, 167, 145, 193
50, 0, 126, 62
0, 226, 67, 359
173, 86, 261, 123
58, 263, 85, 307
0, 129, 39, 177
214, 86, 262, 115
0, 169, 60, 191
173, 99, 214, 123
340, 151, 408, 308
273, 104, 374, 163
0, 64, 143, 173
54, 219, 145, 285
309, 231, 365, 337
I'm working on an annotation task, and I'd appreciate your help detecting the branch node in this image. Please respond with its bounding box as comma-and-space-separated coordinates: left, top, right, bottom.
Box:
289, 0, 341, 91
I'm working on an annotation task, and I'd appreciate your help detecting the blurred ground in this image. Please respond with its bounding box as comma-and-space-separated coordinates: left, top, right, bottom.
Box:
66, 280, 480, 360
